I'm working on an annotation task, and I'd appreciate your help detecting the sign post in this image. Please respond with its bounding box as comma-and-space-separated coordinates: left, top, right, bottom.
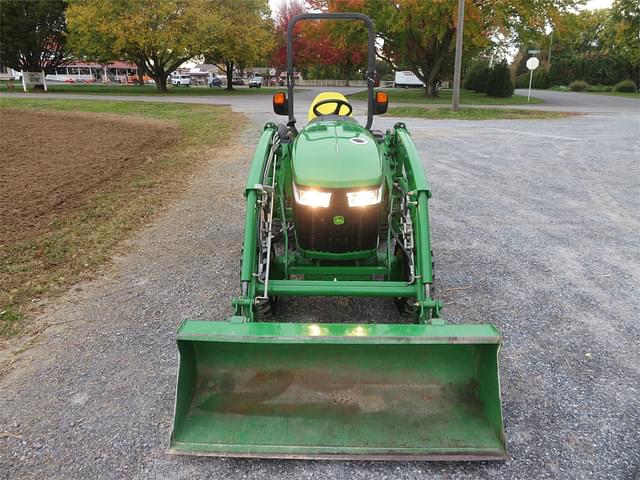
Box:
21, 71, 48, 92
451, 0, 465, 112
525, 57, 539, 103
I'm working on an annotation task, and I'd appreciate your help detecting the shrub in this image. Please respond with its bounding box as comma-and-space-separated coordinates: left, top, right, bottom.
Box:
463, 67, 478, 90
486, 62, 514, 97
613, 80, 637, 93
463, 63, 490, 93
549, 53, 636, 87
517, 70, 550, 89
533, 70, 550, 89
515, 73, 529, 89
569, 80, 589, 92
586, 84, 613, 92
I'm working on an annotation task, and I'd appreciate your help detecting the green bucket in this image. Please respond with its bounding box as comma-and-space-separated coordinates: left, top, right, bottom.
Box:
169, 320, 506, 460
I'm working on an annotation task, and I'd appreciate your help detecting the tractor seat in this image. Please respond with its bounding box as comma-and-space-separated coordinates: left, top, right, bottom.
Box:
307, 92, 353, 122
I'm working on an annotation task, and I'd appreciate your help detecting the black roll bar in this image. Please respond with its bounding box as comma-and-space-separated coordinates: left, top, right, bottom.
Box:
286, 13, 376, 130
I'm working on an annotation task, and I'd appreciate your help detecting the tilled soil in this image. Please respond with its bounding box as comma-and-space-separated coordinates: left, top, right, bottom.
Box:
0, 109, 178, 244
0, 111, 639, 480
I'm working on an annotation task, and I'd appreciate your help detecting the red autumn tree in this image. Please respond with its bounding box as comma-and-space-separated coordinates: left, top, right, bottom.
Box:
306, 0, 368, 85
271, 0, 309, 71
271, 0, 368, 85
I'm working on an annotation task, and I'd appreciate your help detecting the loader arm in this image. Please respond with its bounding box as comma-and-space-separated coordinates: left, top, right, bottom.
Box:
391, 123, 438, 319
234, 124, 279, 321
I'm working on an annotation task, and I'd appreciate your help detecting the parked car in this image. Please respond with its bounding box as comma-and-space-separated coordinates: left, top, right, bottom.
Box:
232, 77, 245, 86
208, 77, 222, 88
249, 76, 263, 88
171, 75, 191, 87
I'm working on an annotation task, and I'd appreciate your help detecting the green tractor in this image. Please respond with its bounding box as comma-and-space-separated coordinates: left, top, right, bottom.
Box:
170, 13, 506, 460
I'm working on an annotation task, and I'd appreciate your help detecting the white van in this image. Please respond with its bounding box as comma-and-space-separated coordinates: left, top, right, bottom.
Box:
171, 74, 191, 87
393, 71, 424, 88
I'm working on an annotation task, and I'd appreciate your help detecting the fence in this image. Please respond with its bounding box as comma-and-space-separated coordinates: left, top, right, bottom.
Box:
296, 79, 368, 87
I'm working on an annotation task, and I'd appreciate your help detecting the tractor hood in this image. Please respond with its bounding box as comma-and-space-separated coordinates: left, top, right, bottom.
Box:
292, 120, 382, 189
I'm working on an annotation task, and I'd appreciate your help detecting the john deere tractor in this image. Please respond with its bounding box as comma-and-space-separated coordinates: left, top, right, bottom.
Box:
170, 13, 506, 460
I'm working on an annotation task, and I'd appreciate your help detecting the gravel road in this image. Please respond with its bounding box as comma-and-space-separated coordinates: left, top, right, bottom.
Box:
1, 107, 639, 479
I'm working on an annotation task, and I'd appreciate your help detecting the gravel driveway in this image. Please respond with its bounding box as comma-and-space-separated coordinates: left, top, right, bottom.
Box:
1, 109, 638, 479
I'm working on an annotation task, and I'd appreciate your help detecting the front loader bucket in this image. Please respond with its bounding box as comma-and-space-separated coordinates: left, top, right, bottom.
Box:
169, 321, 506, 460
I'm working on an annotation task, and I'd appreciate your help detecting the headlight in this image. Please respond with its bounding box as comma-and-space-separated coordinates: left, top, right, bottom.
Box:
347, 186, 383, 207
293, 184, 331, 208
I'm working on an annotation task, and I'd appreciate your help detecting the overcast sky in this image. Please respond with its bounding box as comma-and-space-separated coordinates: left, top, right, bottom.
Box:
585, 0, 613, 9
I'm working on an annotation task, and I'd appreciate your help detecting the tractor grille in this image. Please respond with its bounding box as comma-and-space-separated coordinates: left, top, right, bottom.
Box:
294, 189, 381, 253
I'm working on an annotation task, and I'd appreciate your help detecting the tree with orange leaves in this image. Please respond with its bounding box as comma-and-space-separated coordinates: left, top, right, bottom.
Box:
306, 0, 369, 86
271, 0, 368, 85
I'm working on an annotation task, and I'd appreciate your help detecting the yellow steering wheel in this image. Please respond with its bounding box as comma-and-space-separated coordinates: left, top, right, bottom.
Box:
307, 92, 353, 121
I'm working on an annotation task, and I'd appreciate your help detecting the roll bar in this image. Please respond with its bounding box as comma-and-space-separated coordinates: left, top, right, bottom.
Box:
286, 13, 376, 130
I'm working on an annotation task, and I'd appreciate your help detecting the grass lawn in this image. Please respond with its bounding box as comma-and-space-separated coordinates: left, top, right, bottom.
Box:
0, 97, 243, 337
349, 88, 542, 105
386, 106, 577, 120
0, 81, 286, 96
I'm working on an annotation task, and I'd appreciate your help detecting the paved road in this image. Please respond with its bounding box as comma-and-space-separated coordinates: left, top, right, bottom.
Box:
1, 93, 639, 479
2, 86, 639, 115
514, 89, 640, 114
0, 87, 361, 115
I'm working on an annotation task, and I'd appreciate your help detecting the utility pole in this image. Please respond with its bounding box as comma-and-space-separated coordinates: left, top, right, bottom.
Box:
452, 0, 465, 112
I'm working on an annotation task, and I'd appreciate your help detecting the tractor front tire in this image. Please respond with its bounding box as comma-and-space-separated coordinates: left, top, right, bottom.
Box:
392, 243, 435, 320
255, 296, 277, 320
392, 242, 418, 319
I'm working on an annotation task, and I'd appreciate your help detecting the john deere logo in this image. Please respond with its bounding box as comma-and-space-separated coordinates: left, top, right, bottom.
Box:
333, 215, 345, 225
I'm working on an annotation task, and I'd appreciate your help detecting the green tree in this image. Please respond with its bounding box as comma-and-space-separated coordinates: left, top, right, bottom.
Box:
66, 0, 142, 84
361, 0, 579, 97
531, 5, 639, 85
375, 59, 392, 81
66, 0, 218, 91
486, 62, 514, 97
463, 62, 490, 93
0, 0, 70, 74
549, 9, 615, 56
612, 0, 640, 70
204, 0, 274, 90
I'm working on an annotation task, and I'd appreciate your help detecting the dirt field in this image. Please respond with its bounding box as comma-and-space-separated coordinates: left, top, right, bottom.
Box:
0, 106, 196, 338
1, 109, 178, 244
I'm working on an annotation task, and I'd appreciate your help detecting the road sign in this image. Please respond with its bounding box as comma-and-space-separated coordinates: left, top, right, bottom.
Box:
269, 68, 276, 76
525, 57, 540, 103
21, 71, 47, 92
528, 49, 541, 55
